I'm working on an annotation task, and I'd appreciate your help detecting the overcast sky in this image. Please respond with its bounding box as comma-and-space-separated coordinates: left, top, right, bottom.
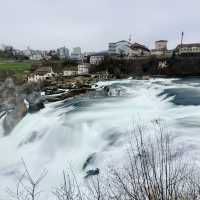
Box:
0, 0, 199, 52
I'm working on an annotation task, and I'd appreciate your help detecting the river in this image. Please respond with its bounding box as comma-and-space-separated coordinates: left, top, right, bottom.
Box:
1, 77, 200, 198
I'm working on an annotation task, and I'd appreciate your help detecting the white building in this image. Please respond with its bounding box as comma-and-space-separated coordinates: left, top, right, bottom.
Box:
29, 53, 43, 61
176, 43, 200, 55
28, 67, 55, 82
71, 47, 82, 62
151, 40, 169, 56
90, 52, 108, 65
78, 63, 90, 75
63, 66, 78, 77
108, 40, 132, 56
82, 52, 95, 61
128, 43, 150, 57
155, 40, 168, 50
57, 47, 69, 59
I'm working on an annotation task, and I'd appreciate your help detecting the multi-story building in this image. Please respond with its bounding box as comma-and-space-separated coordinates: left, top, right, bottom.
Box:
63, 66, 78, 77
23, 47, 33, 57
90, 52, 108, 65
176, 43, 200, 55
82, 52, 95, 62
78, 63, 90, 75
71, 47, 82, 62
28, 67, 56, 82
128, 43, 150, 57
57, 47, 70, 59
151, 40, 172, 56
108, 40, 132, 56
155, 40, 168, 50
29, 53, 43, 61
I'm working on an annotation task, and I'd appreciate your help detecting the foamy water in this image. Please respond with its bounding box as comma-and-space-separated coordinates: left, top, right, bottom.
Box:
1, 78, 200, 198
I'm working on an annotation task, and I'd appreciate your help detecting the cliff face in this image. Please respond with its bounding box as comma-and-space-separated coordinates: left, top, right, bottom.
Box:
153, 57, 200, 76
95, 56, 200, 76
130, 56, 200, 76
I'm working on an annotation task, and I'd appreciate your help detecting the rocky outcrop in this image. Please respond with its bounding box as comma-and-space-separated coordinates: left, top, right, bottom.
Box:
25, 91, 45, 113
84, 168, 100, 179
0, 78, 44, 135
82, 153, 97, 170
0, 78, 26, 135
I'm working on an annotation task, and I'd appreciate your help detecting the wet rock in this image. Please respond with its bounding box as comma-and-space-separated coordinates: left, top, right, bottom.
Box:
24, 90, 45, 113
3, 101, 27, 135
0, 112, 6, 119
28, 100, 45, 113
103, 86, 110, 96
84, 168, 100, 179
18, 131, 44, 147
82, 153, 96, 170
0, 78, 43, 135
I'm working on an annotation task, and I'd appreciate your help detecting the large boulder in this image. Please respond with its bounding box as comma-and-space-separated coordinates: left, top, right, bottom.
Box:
25, 91, 45, 113
0, 78, 44, 135
28, 100, 45, 113
84, 168, 100, 179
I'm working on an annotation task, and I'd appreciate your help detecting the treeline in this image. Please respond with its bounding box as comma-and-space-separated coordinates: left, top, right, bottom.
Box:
30, 59, 78, 73
0, 49, 29, 60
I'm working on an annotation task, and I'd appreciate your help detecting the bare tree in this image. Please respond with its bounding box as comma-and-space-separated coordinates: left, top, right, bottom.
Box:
52, 169, 83, 200
106, 123, 200, 200
7, 159, 47, 200
85, 176, 107, 200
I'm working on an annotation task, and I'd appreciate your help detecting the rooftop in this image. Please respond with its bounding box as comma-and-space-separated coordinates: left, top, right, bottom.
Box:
109, 40, 132, 45
130, 43, 150, 52
63, 66, 78, 71
156, 40, 168, 42
35, 67, 53, 75
90, 51, 109, 56
176, 43, 200, 48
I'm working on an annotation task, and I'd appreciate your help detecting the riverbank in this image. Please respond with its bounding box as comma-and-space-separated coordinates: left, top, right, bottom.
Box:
0, 74, 115, 135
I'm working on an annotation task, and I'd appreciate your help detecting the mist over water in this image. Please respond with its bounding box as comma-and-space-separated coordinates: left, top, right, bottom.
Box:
1, 78, 200, 198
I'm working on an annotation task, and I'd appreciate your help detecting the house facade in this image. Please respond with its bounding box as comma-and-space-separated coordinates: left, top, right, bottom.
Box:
128, 43, 150, 57
29, 53, 43, 61
155, 40, 168, 50
63, 66, 78, 77
28, 67, 55, 82
57, 47, 70, 59
108, 40, 132, 56
78, 63, 90, 75
90, 52, 108, 65
176, 44, 200, 55
71, 47, 82, 62
151, 40, 170, 56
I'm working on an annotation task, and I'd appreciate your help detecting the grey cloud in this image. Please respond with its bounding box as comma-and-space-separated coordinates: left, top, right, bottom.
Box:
0, 0, 199, 51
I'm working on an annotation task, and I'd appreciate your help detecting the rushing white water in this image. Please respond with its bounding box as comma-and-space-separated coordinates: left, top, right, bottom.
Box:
1, 78, 200, 198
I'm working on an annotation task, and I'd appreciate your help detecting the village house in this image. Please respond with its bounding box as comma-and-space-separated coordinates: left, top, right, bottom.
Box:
108, 40, 132, 56
63, 66, 78, 77
128, 43, 150, 57
78, 63, 90, 75
57, 47, 70, 59
176, 43, 200, 56
71, 47, 82, 62
90, 52, 108, 65
28, 67, 56, 82
29, 54, 43, 61
151, 40, 173, 56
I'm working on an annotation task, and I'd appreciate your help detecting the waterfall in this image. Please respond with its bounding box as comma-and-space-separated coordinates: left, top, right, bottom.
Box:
1, 78, 200, 199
